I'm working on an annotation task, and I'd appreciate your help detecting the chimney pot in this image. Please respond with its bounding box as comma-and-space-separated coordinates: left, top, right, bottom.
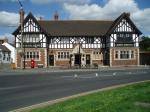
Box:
54, 11, 59, 20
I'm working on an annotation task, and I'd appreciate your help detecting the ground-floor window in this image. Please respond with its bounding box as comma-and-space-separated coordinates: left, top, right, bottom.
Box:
25, 51, 39, 60
93, 51, 102, 60
115, 50, 134, 60
57, 51, 69, 60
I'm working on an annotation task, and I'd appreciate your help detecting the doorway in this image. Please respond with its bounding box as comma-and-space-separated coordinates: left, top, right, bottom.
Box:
86, 55, 90, 65
49, 55, 54, 66
74, 54, 81, 65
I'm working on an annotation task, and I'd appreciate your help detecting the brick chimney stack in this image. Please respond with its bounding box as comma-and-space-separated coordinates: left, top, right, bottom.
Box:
54, 11, 59, 20
19, 7, 25, 25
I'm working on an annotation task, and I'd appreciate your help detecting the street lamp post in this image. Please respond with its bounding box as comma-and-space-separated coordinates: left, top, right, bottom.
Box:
20, 13, 23, 69
18, 0, 24, 69
23, 41, 26, 69
79, 39, 81, 69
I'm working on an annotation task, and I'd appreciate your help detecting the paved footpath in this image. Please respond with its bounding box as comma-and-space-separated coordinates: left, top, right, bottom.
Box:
0, 65, 149, 75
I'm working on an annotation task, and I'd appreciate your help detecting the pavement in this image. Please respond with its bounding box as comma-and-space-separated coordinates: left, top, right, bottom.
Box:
0, 64, 149, 75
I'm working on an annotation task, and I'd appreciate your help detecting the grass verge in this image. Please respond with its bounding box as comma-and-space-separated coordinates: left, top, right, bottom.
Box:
31, 81, 150, 112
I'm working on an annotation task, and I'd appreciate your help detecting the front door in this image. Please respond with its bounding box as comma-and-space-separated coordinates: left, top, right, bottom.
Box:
86, 55, 90, 65
74, 54, 81, 65
49, 55, 54, 66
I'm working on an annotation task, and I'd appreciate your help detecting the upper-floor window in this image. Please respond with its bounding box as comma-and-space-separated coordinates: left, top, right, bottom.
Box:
24, 34, 40, 43
115, 33, 133, 47
85, 37, 94, 44
117, 34, 132, 43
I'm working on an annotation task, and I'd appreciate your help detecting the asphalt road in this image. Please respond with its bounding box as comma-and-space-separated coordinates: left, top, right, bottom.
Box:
0, 69, 150, 112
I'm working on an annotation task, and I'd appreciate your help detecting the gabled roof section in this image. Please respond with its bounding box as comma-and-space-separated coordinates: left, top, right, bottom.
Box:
12, 12, 142, 37
107, 12, 142, 35
0, 45, 10, 52
12, 12, 46, 35
38, 20, 113, 36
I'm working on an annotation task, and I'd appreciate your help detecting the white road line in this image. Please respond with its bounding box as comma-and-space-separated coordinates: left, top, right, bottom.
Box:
0, 85, 28, 90
61, 76, 73, 78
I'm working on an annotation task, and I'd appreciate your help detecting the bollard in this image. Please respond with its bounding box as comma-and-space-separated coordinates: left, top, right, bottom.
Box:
96, 73, 98, 77
74, 74, 78, 78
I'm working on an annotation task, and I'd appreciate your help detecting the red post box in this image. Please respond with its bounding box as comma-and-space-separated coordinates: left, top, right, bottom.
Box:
31, 59, 35, 68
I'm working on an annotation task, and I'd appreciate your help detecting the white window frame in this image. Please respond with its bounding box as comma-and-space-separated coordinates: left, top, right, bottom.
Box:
57, 51, 70, 60
25, 51, 40, 61
114, 50, 135, 60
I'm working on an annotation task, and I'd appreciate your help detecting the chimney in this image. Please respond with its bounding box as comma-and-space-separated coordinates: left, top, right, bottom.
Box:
54, 11, 59, 20
39, 16, 43, 20
4, 37, 8, 43
19, 7, 25, 25
126, 12, 130, 17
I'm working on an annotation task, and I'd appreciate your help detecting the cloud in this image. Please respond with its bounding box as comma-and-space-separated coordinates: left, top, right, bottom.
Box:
0, 33, 14, 43
64, 0, 150, 33
0, 11, 19, 27
0, 0, 23, 2
132, 8, 150, 32
64, 0, 138, 19
30, 0, 91, 5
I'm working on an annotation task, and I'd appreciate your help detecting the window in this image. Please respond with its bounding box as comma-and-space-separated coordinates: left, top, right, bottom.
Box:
93, 51, 102, 60
8, 53, 11, 61
57, 52, 70, 60
36, 52, 39, 59
27, 52, 29, 58
61, 52, 63, 58
115, 51, 118, 59
67, 52, 69, 58
3, 53, 5, 60
131, 51, 134, 58
120, 51, 129, 59
115, 50, 134, 59
25, 51, 39, 60
24, 34, 40, 43
58, 52, 60, 59
30, 52, 32, 58
64, 52, 66, 59
85, 37, 94, 44
116, 33, 132, 43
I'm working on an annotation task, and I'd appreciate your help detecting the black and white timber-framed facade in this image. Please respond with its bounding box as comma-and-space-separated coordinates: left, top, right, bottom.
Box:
13, 11, 142, 68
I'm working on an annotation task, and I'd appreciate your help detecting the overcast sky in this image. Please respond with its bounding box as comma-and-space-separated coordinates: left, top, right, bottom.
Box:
0, 0, 150, 42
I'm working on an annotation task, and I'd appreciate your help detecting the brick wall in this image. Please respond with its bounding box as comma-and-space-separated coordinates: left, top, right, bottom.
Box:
16, 48, 46, 68
92, 60, 103, 65
110, 47, 139, 66
55, 60, 70, 66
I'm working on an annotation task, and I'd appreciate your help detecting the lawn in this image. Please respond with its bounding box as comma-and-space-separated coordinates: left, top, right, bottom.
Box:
31, 81, 150, 112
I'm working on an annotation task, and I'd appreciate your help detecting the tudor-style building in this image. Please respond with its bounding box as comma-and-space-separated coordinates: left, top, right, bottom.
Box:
13, 9, 142, 68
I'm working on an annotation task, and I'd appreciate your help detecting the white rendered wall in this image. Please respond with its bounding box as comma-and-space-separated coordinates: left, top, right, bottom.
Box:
2, 42, 16, 63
